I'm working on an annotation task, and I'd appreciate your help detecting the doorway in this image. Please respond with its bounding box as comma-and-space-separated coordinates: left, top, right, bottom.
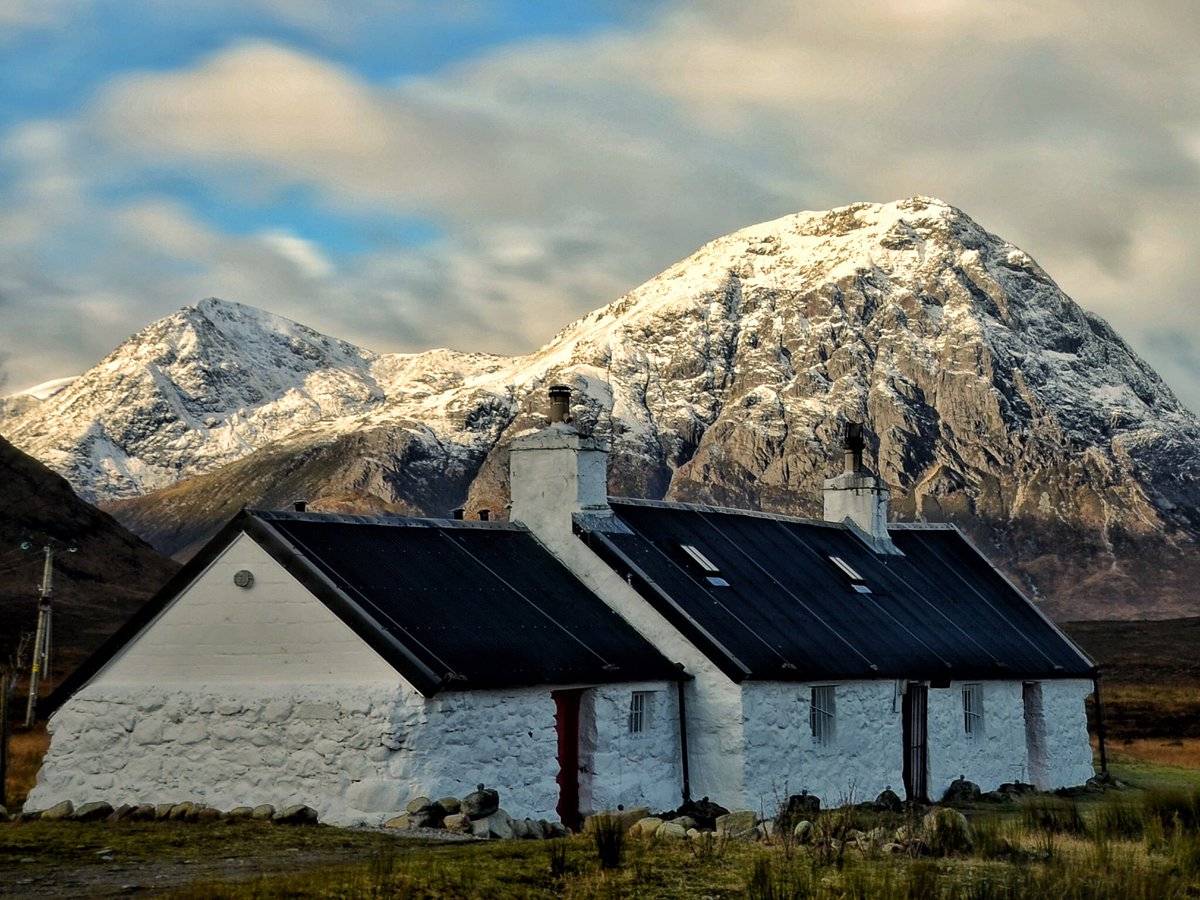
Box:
1023, 682, 1048, 788
553, 689, 586, 830
902, 682, 929, 803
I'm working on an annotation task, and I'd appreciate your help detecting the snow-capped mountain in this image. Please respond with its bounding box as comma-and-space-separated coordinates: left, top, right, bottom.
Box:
5, 197, 1199, 619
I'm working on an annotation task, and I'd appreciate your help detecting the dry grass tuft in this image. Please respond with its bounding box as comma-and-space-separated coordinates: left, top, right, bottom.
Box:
4, 724, 48, 809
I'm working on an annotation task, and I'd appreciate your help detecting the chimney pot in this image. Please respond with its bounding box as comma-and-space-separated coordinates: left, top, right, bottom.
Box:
293, 500, 307, 513
478, 509, 490, 521
843, 422, 865, 474
548, 384, 572, 423
452, 507, 465, 520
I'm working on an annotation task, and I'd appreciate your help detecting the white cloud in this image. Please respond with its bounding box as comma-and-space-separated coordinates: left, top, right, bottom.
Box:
2, 1, 1200, 410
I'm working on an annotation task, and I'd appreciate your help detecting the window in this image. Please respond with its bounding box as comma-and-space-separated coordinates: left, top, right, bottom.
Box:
681, 544, 719, 573
810, 685, 836, 745
829, 556, 871, 594
628, 691, 653, 735
962, 683, 984, 738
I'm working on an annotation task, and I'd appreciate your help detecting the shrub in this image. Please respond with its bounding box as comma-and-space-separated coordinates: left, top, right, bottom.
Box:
1023, 798, 1088, 836
1143, 788, 1200, 836
590, 813, 625, 870
1090, 800, 1145, 840
545, 838, 569, 878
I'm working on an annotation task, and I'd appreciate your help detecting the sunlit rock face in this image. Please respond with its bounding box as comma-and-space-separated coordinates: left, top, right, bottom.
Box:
7, 197, 1200, 618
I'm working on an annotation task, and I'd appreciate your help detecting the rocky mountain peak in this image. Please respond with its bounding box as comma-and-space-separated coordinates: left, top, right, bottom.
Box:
5, 199, 1200, 618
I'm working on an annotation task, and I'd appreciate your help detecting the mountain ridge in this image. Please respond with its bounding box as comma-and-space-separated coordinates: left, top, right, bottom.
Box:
5, 196, 1199, 620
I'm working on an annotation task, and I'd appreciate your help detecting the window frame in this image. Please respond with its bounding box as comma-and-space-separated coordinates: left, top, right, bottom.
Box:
810, 684, 837, 746
628, 690, 653, 736
680, 544, 720, 573
962, 682, 984, 739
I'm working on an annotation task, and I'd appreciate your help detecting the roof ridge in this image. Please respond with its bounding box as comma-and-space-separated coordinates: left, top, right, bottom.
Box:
608, 496, 837, 527
247, 508, 528, 531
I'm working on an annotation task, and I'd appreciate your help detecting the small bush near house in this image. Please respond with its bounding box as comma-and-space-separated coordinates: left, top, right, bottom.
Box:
589, 813, 625, 869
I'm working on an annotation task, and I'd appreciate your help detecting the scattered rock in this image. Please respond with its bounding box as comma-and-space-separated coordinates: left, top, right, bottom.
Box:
882, 842, 906, 855
107, 805, 136, 823
672, 797, 729, 831
980, 790, 1014, 804
437, 796, 461, 816
470, 809, 514, 840
715, 810, 758, 840
794, 820, 814, 844
923, 807, 972, 855
168, 802, 197, 821
227, 807, 254, 820
274, 804, 318, 825
154, 803, 175, 820
384, 814, 412, 830
196, 806, 222, 823
998, 781, 1037, 797
656, 821, 688, 840
42, 800, 74, 821
406, 796, 433, 815
584, 806, 649, 833
941, 778, 982, 805
544, 821, 569, 838
781, 793, 821, 820
630, 816, 664, 837
461, 784, 500, 820
443, 813, 471, 833
520, 818, 545, 839
250, 804, 275, 821
874, 788, 903, 812
669, 815, 697, 830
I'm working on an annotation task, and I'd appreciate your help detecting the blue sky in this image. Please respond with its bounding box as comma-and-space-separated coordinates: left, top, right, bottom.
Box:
1, 0, 1199, 412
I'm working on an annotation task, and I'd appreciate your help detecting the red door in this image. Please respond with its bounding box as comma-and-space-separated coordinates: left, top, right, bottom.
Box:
553, 689, 584, 830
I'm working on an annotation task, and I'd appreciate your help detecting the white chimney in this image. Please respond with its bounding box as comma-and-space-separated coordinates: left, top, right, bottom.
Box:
509, 385, 611, 535
823, 423, 901, 555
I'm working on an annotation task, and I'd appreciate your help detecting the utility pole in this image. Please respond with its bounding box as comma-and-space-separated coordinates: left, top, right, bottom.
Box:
24, 545, 56, 728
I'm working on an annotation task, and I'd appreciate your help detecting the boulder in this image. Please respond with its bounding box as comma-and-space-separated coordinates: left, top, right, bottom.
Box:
437, 797, 461, 816
882, 842, 906, 855
941, 778, 982, 805
42, 800, 74, 821
997, 782, 1037, 797
384, 814, 412, 830
793, 820, 814, 844
443, 813, 471, 833
131, 804, 157, 821
780, 793, 821, 821
75, 801, 114, 822
405, 796, 433, 815
656, 821, 688, 841
521, 818, 545, 839
511, 818, 533, 839
250, 804, 276, 821
669, 815, 697, 830
676, 797, 729, 830
461, 784, 500, 820
874, 789, 903, 812
755, 821, 775, 842
196, 807, 223, 823
544, 821, 569, 838
715, 810, 758, 840
107, 805, 136, 823
168, 802, 197, 821
470, 809, 514, 840
980, 791, 1014, 804
227, 806, 254, 820
922, 808, 972, 855
154, 803, 175, 820
584, 806, 649, 833
274, 804, 318, 825
630, 816, 664, 837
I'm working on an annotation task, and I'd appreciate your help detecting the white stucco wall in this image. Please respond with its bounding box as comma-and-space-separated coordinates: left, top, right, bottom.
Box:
582, 682, 682, 814
742, 681, 903, 811
1038, 679, 1096, 789
29, 530, 687, 825
92, 533, 398, 685
927, 681, 1030, 795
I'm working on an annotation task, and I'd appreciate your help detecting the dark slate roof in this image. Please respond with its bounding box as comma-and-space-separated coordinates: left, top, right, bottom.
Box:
51, 509, 684, 707
576, 499, 1094, 683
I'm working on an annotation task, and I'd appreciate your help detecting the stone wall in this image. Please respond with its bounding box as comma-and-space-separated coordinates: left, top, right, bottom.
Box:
582, 682, 683, 814
927, 681, 1030, 794
27, 681, 565, 825
742, 681, 902, 811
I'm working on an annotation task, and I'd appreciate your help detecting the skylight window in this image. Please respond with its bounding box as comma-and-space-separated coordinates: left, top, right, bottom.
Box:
829, 556, 864, 581
681, 544, 720, 573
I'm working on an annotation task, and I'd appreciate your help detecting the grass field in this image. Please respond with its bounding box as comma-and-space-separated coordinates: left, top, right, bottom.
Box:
3, 757, 1199, 898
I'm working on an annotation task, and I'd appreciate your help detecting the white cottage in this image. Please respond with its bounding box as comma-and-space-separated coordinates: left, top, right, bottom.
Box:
30, 386, 1098, 824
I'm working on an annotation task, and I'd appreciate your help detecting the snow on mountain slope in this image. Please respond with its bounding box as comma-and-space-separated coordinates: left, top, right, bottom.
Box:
6, 197, 1200, 618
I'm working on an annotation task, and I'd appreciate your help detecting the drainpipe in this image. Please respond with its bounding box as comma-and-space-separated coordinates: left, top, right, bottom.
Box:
676, 678, 692, 804
1093, 672, 1109, 777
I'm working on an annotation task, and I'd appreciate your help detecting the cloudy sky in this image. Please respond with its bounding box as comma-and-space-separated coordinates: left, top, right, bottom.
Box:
2, 1, 1198, 409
